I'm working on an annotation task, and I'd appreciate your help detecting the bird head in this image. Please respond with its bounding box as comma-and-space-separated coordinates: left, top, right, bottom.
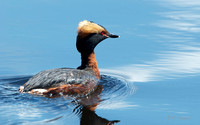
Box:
76, 20, 119, 55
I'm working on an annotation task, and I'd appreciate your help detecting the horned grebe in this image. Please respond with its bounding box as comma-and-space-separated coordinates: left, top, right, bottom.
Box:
19, 20, 119, 97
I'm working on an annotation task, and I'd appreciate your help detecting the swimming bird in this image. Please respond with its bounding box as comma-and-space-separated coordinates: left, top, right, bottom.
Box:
19, 20, 119, 97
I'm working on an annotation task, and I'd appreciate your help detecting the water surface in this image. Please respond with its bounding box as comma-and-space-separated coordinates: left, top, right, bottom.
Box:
1, 0, 200, 124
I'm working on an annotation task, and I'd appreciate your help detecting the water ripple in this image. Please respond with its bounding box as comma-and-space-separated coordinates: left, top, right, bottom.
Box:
0, 74, 134, 124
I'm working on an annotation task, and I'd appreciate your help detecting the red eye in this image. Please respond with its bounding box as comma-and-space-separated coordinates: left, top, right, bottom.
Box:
101, 31, 106, 35
100, 31, 109, 38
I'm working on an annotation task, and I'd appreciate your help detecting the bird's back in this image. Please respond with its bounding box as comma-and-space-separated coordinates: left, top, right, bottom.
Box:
23, 68, 99, 92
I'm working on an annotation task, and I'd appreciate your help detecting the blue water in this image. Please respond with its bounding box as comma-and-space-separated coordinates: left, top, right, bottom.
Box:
1, 0, 200, 124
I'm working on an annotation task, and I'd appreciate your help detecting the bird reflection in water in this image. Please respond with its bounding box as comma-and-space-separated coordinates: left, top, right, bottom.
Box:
72, 85, 120, 125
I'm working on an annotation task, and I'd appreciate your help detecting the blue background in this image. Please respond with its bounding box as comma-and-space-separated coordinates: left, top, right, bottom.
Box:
1, 0, 200, 124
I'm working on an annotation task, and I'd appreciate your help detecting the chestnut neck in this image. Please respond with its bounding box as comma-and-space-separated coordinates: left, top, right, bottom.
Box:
78, 51, 100, 79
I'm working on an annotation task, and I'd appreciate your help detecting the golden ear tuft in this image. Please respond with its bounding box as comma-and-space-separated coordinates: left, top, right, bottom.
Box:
77, 20, 107, 37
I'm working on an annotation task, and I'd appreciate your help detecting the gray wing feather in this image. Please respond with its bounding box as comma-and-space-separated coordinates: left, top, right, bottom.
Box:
23, 68, 98, 92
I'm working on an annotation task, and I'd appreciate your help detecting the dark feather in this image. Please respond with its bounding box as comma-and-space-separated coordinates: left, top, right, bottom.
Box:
23, 68, 98, 92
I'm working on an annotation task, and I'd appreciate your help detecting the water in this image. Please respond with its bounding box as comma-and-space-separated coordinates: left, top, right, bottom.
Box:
1, 0, 200, 124
0, 75, 132, 125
